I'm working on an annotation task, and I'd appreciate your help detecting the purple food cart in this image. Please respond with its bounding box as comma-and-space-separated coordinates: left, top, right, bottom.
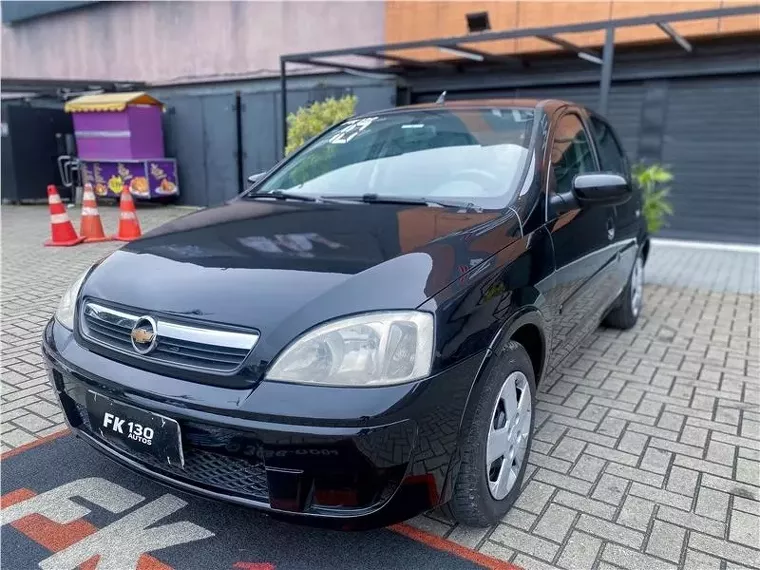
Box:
65, 92, 179, 200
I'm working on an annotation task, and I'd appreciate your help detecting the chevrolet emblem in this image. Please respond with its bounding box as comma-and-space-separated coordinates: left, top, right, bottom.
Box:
131, 327, 154, 344
130, 316, 157, 354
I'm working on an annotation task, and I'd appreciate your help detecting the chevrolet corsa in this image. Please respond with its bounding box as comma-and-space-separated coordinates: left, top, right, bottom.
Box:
43, 99, 648, 529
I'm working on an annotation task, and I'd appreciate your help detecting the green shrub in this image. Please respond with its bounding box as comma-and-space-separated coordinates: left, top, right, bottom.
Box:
633, 163, 674, 234
285, 94, 357, 156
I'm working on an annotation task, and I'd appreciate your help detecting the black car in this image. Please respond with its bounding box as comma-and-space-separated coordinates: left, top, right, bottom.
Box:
43, 99, 648, 529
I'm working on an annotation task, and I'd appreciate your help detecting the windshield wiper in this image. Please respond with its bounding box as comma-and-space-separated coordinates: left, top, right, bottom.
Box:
320, 193, 482, 212
244, 190, 320, 202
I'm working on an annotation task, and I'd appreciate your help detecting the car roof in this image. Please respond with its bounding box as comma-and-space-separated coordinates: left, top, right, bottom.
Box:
355, 98, 578, 120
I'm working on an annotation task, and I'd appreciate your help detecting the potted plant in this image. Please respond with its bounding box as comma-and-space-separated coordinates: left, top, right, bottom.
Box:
633, 163, 674, 234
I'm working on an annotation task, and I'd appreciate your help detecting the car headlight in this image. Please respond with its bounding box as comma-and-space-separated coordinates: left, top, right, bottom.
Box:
266, 311, 434, 386
54, 268, 90, 330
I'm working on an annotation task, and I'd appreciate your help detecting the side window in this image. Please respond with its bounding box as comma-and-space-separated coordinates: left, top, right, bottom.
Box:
550, 114, 597, 196
590, 116, 628, 175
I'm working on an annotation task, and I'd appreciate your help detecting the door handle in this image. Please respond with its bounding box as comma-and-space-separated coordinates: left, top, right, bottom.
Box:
606, 218, 615, 241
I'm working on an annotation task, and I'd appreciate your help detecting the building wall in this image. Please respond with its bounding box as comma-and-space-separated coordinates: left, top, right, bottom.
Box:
384, 1, 760, 60
1, 0, 393, 208
1, 0, 385, 82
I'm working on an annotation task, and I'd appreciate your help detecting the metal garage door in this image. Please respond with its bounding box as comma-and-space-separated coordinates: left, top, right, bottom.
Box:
660, 75, 760, 244
413, 75, 760, 244
162, 94, 239, 206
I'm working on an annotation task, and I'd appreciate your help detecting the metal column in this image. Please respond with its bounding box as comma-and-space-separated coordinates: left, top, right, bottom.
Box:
599, 27, 615, 115
279, 58, 287, 159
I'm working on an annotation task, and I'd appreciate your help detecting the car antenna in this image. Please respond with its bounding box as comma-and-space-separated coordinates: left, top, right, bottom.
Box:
435, 90, 447, 105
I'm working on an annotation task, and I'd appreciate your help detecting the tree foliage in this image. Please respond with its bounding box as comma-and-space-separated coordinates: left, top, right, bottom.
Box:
285, 95, 357, 156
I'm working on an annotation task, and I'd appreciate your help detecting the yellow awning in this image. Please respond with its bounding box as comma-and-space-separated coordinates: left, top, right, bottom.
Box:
64, 92, 162, 113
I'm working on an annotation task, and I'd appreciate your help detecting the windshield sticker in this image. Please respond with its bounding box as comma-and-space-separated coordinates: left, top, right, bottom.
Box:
511, 109, 533, 123
328, 117, 377, 144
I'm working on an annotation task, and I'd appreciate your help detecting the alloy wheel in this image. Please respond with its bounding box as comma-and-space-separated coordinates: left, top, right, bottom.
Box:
631, 256, 644, 317
485, 370, 532, 500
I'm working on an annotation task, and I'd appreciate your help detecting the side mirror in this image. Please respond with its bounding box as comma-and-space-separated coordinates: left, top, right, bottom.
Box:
549, 172, 631, 215
573, 173, 631, 207
247, 172, 266, 185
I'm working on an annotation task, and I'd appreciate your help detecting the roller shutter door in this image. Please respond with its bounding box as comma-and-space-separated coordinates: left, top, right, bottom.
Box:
412, 74, 759, 243
659, 75, 760, 244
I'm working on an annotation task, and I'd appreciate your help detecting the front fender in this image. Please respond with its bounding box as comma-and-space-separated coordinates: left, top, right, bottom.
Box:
488, 308, 548, 376
438, 306, 548, 504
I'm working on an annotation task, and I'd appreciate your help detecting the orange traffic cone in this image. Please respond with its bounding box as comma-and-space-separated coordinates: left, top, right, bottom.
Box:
112, 183, 142, 241
44, 185, 84, 247
79, 183, 112, 243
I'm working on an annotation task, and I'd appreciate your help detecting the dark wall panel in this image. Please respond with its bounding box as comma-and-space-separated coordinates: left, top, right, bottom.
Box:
353, 85, 397, 114
161, 97, 207, 207
162, 94, 238, 206
660, 75, 760, 243
1, 104, 73, 202
201, 94, 239, 204
635, 81, 669, 163
241, 92, 279, 179
606, 83, 647, 161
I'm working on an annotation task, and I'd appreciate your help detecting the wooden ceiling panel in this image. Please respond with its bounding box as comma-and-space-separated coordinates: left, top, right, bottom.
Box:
381, 1, 758, 65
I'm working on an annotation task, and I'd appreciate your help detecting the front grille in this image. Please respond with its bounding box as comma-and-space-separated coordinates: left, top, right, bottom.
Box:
75, 402, 269, 501
80, 301, 258, 374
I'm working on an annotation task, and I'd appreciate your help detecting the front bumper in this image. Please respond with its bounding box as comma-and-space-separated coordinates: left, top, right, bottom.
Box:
42, 319, 485, 530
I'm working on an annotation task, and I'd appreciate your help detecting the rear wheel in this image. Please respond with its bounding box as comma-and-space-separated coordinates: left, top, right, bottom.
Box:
446, 341, 536, 527
604, 251, 644, 330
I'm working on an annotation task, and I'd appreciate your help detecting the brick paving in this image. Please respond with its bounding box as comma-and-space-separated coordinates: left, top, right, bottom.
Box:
1, 204, 192, 447
407, 246, 760, 569
2, 204, 759, 569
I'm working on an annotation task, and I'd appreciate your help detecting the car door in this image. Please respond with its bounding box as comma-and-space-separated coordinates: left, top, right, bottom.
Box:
589, 114, 640, 294
544, 109, 620, 371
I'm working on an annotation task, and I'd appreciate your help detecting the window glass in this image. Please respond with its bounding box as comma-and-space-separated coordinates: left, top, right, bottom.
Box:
550, 114, 596, 195
590, 116, 627, 174
254, 109, 535, 210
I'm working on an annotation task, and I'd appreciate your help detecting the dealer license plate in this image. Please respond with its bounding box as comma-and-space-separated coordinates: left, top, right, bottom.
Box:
85, 390, 184, 467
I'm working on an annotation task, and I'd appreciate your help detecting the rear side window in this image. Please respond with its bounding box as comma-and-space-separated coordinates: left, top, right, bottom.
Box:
590, 116, 628, 175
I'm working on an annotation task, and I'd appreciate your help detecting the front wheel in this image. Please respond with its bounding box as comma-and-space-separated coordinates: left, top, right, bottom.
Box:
604, 250, 645, 330
445, 341, 536, 527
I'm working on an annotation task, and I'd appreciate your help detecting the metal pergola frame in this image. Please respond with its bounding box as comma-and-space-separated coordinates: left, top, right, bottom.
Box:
0, 77, 147, 99
279, 4, 760, 156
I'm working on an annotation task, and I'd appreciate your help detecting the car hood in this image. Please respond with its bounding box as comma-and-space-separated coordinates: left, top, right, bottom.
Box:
82, 199, 521, 356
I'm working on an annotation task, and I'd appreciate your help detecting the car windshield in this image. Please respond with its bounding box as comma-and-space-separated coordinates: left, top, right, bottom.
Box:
253, 108, 536, 210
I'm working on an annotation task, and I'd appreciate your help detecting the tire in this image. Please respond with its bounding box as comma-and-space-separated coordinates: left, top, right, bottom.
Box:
604, 250, 644, 330
445, 340, 536, 527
